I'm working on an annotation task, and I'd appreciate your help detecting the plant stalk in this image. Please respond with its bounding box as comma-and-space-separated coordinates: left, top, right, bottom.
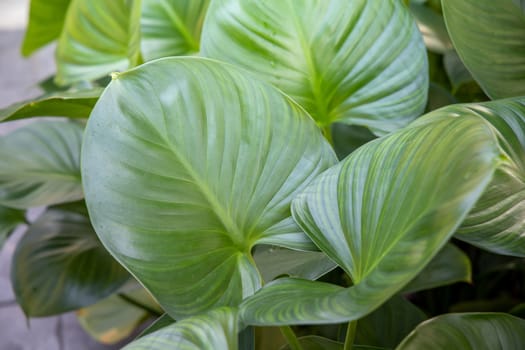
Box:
343, 320, 358, 350
280, 325, 303, 350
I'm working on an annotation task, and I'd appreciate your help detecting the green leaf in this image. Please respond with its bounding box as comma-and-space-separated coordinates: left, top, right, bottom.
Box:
0, 88, 101, 122
443, 51, 474, 92
281, 336, 343, 350
409, 3, 452, 53
138, 314, 175, 339
442, 0, 525, 99
240, 113, 500, 325
355, 295, 426, 349
440, 99, 525, 257
331, 124, 377, 160
0, 206, 25, 250
21, 0, 71, 56
81, 57, 337, 319
123, 307, 238, 350
77, 286, 157, 344
11, 202, 129, 316
396, 313, 525, 349
55, 0, 142, 85
201, 0, 428, 135
253, 246, 337, 283
141, 0, 210, 61
402, 243, 471, 293
0, 120, 84, 208
425, 83, 456, 112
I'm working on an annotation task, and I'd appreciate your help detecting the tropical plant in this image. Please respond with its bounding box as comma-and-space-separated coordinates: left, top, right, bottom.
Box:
2, 0, 525, 349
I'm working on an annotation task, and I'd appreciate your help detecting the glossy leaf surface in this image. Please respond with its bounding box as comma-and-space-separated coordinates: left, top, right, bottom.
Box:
123, 308, 238, 350
0, 88, 101, 122
82, 57, 337, 319
201, 0, 428, 135
402, 243, 471, 293
0, 206, 25, 250
241, 113, 500, 325
141, 0, 210, 61
397, 313, 525, 349
56, 0, 142, 85
442, 0, 525, 99
11, 203, 129, 316
0, 120, 84, 208
22, 0, 71, 56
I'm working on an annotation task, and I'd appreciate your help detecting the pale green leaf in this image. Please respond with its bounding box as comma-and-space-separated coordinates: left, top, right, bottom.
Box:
141, 0, 210, 61
22, 0, 71, 56
0, 120, 84, 208
402, 243, 471, 293
201, 0, 428, 135
123, 307, 238, 350
240, 113, 500, 325
55, 0, 142, 85
11, 202, 129, 316
0, 206, 25, 250
396, 313, 525, 349
442, 0, 525, 99
0, 88, 101, 122
81, 57, 337, 319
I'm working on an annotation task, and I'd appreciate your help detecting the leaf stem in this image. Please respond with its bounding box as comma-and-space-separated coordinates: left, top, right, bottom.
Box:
343, 320, 358, 350
118, 293, 163, 317
280, 325, 303, 350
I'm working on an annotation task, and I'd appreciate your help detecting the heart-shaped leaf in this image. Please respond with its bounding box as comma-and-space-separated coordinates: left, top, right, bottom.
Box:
240, 112, 500, 325
55, 0, 142, 85
82, 57, 337, 319
0, 88, 101, 122
201, 0, 428, 135
0, 206, 25, 250
141, 0, 210, 61
11, 202, 129, 316
396, 313, 525, 349
22, 0, 71, 56
0, 120, 84, 208
122, 307, 238, 350
442, 0, 525, 99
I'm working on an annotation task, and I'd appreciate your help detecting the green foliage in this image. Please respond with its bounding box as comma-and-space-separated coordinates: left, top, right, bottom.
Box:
2, 0, 525, 348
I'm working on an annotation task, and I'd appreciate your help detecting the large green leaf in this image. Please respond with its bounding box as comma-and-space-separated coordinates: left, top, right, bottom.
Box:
55, 0, 142, 85
0, 206, 25, 250
442, 0, 525, 99
402, 243, 471, 293
123, 307, 238, 350
396, 313, 525, 349
11, 202, 129, 316
0, 120, 84, 208
409, 2, 452, 53
81, 57, 337, 319
0, 88, 101, 122
240, 113, 500, 325
201, 0, 428, 135
21, 0, 71, 56
141, 0, 210, 61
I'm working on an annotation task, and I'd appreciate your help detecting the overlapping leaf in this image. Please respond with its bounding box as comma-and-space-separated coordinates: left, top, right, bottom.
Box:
123, 307, 238, 350
442, 0, 525, 99
0, 206, 25, 250
55, 0, 142, 85
141, 0, 210, 61
396, 313, 525, 349
82, 57, 337, 319
201, 0, 428, 135
240, 113, 500, 325
11, 202, 129, 316
0, 120, 84, 208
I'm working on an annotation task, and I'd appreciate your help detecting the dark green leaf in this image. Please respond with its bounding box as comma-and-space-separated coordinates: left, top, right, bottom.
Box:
141, 0, 210, 61
82, 57, 337, 319
55, 0, 142, 85
240, 113, 500, 325
11, 202, 129, 316
409, 2, 452, 53
443, 51, 474, 92
396, 313, 525, 349
123, 307, 238, 350
0, 88, 101, 122
425, 83, 456, 113
21, 0, 71, 56
281, 336, 343, 350
0, 120, 84, 208
331, 124, 377, 160
138, 314, 175, 339
442, 0, 525, 99
0, 206, 25, 250
201, 0, 428, 135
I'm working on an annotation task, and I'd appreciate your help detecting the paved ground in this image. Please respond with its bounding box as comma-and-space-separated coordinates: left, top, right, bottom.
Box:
0, 3, 131, 349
